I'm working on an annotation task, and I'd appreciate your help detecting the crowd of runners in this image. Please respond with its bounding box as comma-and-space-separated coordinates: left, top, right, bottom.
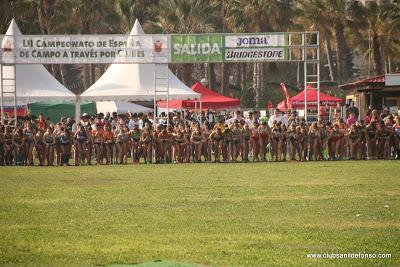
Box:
0, 107, 399, 166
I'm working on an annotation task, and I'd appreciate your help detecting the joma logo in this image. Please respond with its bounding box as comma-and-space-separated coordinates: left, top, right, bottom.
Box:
237, 37, 268, 46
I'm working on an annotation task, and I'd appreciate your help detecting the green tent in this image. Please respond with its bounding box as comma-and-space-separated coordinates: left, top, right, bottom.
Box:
29, 101, 96, 122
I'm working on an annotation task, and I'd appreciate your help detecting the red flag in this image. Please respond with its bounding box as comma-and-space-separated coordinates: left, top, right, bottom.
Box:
280, 83, 290, 108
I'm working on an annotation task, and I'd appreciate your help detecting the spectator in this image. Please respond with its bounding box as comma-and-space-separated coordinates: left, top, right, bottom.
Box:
346, 102, 359, 118
367, 109, 380, 124
346, 113, 357, 127
226, 110, 245, 125
37, 113, 47, 130
268, 109, 288, 127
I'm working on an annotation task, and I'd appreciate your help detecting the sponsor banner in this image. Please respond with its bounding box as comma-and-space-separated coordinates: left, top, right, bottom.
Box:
225, 48, 285, 61
225, 34, 287, 48
1, 33, 292, 64
0, 35, 168, 64
171, 34, 223, 63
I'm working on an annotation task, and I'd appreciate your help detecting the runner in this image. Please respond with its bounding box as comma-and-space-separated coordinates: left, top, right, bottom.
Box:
130, 125, 141, 164
394, 117, 400, 159
308, 122, 321, 161
250, 121, 260, 162
241, 122, 251, 162
287, 123, 297, 161
43, 126, 56, 166
102, 124, 114, 165
258, 121, 270, 162
23, 121, 35, 166
141, 124, 153, 164
74, 125, 88, 166
92, 124, 103, 165
201, 121, 212, 162
347, 124, 361, 160
231, 122, 242, 162
0, 126, 4, 166
190, 125, 202, 163
35, 129, 45, 166
59, 127, 72, 166
209, 127, 224, 163
13, 127, 25, 166
366, 121, 377, 160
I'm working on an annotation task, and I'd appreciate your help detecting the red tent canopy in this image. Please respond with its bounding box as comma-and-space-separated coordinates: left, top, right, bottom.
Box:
158, 82, 240, 110
277, 89, 343, 111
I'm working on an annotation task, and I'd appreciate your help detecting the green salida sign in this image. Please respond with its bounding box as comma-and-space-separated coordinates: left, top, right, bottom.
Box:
171, 34, 223, 63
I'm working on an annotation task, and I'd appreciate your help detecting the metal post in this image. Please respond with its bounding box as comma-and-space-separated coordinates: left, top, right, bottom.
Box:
154, 64, 170, 127
368, 25, 371, 78
166, 67, 169, 127
13, 64, 17, 125
303, 33, 307, 122
154, 64, 157, 123
194, 99, 197, 118
288, 33, 292, 61
199, 96, 202, 124
75, 95, 81, 124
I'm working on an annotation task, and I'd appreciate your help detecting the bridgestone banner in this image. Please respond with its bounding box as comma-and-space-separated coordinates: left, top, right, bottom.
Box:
223, 34, 288, 62
225, 48, 285, 61
0, 33, 290, 64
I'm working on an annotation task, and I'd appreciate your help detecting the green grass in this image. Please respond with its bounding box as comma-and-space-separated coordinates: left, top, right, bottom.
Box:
0, 161, 399, 266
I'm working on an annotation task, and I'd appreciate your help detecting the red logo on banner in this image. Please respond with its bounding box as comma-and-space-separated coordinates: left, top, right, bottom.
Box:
3, 40, 12, 52
154, 40, 162, 53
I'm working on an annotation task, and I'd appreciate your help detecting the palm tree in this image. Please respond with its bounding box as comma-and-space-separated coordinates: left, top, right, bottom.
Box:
298, 0, 351, 82
225, 0, 294, 108
155, 0, 217, 34
296, 0, 336, 81
1, 0, 63, 81
153, 0, 219, 86
0, 1, 13, 33
348, 1, 400, 75
116, 0, 158, 33
61, 0, 121, 90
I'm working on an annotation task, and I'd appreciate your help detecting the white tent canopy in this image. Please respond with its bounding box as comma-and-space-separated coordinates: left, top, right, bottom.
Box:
80, 20, 200, 101
1, 19, 76, 102
96, 101, 152, 114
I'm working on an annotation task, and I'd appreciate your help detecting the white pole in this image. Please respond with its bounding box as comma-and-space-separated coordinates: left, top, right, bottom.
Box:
154, 64, 157, 124
304, 67, 307, 122
195, 99, 197, 118
303, 33, 307, 122
166, 64, 169, 127
13, 64, 17, 125
368, 25, 371, 77
75, 95, 81, 125
199, 95, 203, 124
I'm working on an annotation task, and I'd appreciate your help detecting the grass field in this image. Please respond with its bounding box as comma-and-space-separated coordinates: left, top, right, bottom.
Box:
0, 161, 399, 266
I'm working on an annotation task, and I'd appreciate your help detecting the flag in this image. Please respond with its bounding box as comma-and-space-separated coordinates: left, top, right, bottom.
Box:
280, 83, 290, 108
